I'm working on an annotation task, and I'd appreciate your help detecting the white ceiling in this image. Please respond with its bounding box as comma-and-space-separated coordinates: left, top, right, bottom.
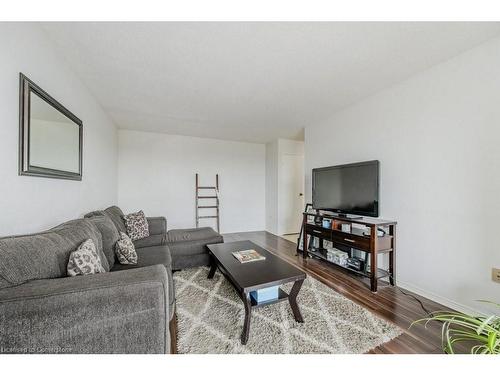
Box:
41, 22, 500, 143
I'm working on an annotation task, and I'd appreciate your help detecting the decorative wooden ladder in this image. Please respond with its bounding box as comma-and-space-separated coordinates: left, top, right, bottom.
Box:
195, 173, 220, 233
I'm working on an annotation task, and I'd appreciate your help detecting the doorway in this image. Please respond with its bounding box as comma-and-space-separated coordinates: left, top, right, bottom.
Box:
279, 153, 304, 236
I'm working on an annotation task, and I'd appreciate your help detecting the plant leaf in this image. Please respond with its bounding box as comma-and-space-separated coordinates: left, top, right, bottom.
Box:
411, 300, 500, 354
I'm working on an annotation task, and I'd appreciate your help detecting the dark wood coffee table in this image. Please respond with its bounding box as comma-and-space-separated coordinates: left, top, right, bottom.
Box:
206, 240, 306, 344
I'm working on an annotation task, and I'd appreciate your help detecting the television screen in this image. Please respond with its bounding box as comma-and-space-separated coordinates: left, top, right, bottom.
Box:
312, 160, 379, 217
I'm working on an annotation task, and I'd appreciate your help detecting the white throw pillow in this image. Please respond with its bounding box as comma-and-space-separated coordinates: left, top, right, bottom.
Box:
115, 232, 138, 265
123, 210, 149, 241
67, 239, 106, 277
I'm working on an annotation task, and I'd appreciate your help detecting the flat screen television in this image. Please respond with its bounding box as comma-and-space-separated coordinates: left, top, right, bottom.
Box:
312, 160, 379, 217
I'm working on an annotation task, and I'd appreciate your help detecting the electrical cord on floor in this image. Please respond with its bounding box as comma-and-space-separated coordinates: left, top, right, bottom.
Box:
387, 273, 433, 316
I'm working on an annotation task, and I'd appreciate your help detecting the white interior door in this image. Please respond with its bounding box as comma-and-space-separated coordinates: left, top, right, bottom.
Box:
280, 153, 304, 234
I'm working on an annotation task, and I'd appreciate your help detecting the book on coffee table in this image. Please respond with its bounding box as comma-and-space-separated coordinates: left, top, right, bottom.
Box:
232, 249, 266, 263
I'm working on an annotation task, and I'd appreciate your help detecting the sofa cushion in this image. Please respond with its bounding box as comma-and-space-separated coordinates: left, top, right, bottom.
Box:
86, 215, 119, 268
84, 206, 127, 234
147, 217, 167, 235
133, 217, 167, 249
0, 219, 107, 289
111, 246, 172, 271
166, 227, 221, 243
168, 238, 221, 258
111, 245, 174, 319
53, 219, 109, 272
115, 232, 138, 265
123, 210, 150, 241
166, 227, 223, 271
104, 206, 127, 233
67, 239, 106, 277
171, 253, 210, 271
0, 276, 11, 289
134, 234, 165, 249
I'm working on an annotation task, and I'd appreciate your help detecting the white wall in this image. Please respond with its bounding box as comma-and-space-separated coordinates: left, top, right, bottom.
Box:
118, 130, 266, 233
266, 139, 304, 235
305, 37, 500, 315
0, 23, 118, 236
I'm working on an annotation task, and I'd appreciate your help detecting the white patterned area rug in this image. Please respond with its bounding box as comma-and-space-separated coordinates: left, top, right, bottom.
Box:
174, 267, 402, 354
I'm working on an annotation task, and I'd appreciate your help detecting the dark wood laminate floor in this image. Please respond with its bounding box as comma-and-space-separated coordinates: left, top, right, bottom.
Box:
221, 231, 450, 354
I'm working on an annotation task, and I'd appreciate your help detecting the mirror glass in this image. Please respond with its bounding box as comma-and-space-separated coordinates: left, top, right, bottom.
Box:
29, 92, 80, 173
19, 73, 82, 180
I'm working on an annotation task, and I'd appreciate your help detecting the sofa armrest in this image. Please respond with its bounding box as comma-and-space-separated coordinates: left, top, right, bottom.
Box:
0, 265, 170, 354
147, 216, 167, 235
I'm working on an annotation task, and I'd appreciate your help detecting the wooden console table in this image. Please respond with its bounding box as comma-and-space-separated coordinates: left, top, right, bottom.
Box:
300, 212, 397, 292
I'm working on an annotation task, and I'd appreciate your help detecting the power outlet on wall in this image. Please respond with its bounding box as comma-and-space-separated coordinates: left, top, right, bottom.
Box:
492, 268, 500, 283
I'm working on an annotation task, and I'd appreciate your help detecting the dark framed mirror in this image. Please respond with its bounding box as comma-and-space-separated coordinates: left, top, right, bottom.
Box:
19, 73, 83, 180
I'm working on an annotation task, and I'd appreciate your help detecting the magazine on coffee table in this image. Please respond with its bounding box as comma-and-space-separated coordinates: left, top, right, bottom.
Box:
232, 249, 266, 263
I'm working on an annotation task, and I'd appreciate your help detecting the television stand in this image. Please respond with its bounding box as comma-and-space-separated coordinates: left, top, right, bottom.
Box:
299, 212, 397, 292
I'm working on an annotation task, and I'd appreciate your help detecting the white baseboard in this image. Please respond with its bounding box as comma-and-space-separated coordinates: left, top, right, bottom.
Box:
265, 229, 279, 236
397, 280, 484, 316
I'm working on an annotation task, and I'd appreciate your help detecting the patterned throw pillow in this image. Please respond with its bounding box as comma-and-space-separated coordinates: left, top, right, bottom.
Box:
67, 239, 106, 277
115, 232, 138, 265
123, 210, 150, 241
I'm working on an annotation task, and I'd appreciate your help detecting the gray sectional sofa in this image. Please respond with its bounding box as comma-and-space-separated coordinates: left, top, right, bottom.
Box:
0, 206, 223, 354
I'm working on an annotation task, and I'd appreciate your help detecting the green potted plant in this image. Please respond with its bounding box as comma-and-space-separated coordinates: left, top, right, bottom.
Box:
412, 301, 499, 354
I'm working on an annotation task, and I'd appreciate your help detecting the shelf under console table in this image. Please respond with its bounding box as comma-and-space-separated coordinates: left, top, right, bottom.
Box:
299, 212, 397, 292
